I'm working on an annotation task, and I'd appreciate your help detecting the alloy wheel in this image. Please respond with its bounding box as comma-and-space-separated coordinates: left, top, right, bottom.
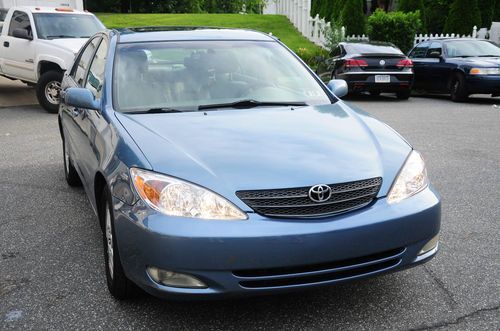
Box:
105, 205, 114, 279
45, 81, 61, 105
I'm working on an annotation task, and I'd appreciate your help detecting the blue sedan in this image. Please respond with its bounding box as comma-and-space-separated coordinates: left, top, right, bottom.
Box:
409, 39, 500, 101
59, 27, 441, 300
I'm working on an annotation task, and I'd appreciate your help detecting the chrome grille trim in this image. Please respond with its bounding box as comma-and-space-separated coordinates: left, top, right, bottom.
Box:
236, 177, 382, 218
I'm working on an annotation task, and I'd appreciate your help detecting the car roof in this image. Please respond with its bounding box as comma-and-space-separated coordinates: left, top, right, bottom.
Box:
418, 38, 490, 44
115, 27, 276, 44
14, 6, 91, 15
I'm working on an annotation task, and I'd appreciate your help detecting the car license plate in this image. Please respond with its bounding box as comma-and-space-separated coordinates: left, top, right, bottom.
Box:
375, 75, 391, 83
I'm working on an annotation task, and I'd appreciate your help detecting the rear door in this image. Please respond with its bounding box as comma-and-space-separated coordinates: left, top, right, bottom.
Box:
423, 41, 451, 92
1, 10, 37, 81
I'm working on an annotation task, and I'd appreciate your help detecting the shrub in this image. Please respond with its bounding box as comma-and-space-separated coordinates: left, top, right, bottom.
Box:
296, 47, 330, 72
340, 0, 366, 36
367, 9, 422, 53
444, 0, 481, 35
398, 0, 426, 31
495, 0, 500, 22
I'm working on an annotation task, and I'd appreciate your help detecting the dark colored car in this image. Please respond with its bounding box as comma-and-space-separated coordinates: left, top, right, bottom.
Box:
59, 27, 440, 300
330, 42, 414, 99
409, 39, 500, 102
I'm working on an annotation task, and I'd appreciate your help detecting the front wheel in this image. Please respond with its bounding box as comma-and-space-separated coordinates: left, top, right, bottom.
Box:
101, 187, 137, 300
450, 73, 468, 102
36, 70, 63, 113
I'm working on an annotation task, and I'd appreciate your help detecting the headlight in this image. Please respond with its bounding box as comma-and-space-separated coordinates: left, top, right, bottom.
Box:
387, 151, 429, 204
470, 68, 500, 75
130, 168, 247, 220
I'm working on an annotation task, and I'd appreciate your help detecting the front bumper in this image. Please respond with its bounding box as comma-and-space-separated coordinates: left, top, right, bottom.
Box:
466, 75, 500, 95
338, 72, 414, 93
113, 186, 441, 300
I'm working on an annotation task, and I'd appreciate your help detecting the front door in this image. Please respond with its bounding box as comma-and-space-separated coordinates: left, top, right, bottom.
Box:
1, 10, 36, 81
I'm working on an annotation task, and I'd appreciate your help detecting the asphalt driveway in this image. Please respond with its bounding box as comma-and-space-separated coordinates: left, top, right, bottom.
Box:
0, 95, 499, 330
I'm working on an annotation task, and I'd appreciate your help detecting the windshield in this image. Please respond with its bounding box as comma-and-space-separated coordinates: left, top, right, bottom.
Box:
113, 41, 332, 112
445, 40, 500, 58
33, 13, 103, 39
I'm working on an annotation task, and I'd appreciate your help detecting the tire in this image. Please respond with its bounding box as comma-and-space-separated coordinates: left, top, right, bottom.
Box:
36, 70, 63, 113
62, 136, 82, 187
100, 187, 137, 300
396, 90, 411, 100
450, 73, 468, 102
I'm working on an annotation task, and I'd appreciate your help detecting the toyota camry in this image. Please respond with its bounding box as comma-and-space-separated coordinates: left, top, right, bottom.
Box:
59, 27, 441, 300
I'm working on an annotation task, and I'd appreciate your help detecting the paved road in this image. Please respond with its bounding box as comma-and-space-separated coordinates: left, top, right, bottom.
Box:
1, 95, 499, 330
0, 77, 37, 108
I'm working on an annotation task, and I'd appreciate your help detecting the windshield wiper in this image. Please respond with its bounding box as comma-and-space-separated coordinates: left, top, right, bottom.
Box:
198, 100, 308, 111
46, 35, 77, 39
125, 107, 185, 114
476, 55, 500, 57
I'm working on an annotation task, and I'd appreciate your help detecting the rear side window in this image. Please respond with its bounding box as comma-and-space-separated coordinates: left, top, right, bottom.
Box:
8, 11, 32, 37
85, 38, 108, 99
409, 42, 430, 58
71, 37, 101, 86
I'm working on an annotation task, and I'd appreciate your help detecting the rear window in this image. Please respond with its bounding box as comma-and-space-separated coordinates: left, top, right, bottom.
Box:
344, 44, 402, 55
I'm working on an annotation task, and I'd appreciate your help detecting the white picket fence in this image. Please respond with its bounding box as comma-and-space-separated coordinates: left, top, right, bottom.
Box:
273, 0, 481, 47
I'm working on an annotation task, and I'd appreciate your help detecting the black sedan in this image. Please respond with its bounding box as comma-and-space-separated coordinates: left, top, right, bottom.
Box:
329, 42, 414, 99
409, 39, 500, 102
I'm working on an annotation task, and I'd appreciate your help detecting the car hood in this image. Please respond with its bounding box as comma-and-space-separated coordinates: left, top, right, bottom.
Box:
39, 38, 88, 54
458, 56, 500, 66
115, 103, 411, 210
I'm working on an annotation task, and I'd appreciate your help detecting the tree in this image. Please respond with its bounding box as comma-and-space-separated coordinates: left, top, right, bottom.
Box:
444, 0, 481, 35
340, 0, 366, 35
495, 0, 500, 22
478, 0, 496, 28
332, 0, 346, 22
424, 0, 452, 34
398, 0, 426, 31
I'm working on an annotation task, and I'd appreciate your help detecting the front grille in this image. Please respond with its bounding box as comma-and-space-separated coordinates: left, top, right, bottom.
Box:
234, 247, 405, 289
236, 177, 382, 218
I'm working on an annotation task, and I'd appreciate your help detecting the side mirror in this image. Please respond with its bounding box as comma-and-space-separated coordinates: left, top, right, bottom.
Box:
64, 87, 99, 110
428, 51, 442, 59
12, 28, 33, 41
327, 79, 348, 98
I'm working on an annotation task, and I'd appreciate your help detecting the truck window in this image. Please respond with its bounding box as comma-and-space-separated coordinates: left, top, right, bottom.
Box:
72, 37, 101, 87
85, 38, 108, 99
8, 11, 32, 38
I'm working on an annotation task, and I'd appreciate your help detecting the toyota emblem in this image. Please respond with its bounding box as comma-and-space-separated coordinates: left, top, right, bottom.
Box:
308, 184, 332, 203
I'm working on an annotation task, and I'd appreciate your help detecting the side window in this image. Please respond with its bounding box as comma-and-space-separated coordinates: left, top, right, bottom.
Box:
85, 38, 108, 99
409, 42, 430, 58
426, 42, 442, 57
8, 11, 32, 37
72, 37, 101, 87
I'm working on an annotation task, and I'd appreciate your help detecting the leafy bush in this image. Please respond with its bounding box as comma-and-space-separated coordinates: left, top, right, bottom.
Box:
340, 0, 366, 35
295, 47, 330, 72
367, 9, 422, 53
444, 0, 481, 35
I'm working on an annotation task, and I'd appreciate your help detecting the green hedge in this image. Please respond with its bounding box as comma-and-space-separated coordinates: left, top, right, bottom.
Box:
367, 9, 422, 53
444, 0, 481, 35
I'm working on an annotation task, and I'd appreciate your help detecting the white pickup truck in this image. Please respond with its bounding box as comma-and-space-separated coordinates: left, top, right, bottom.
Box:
0, 6, 104, 112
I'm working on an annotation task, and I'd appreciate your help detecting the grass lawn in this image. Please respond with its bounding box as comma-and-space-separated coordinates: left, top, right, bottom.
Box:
96, 13, 321, 54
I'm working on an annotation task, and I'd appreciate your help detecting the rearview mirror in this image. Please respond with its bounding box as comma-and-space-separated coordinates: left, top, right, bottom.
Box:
64, 88, 99, 110
327, 79, 348, 98
12, 28, 33, 41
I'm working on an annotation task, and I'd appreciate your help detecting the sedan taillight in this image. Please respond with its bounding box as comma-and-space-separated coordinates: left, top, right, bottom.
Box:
397, 59, 413, 68
345, 59, 368, 68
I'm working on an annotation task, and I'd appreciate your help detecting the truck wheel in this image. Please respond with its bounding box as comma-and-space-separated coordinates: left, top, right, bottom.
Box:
37, 71, 63, 113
